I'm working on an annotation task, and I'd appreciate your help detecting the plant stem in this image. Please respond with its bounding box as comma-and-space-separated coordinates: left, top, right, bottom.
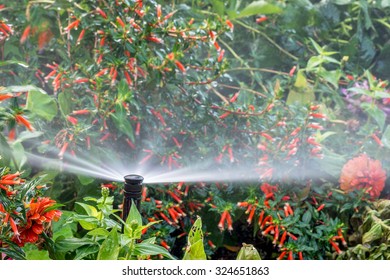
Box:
226, 67, 289, 76
234, 20, 299, 61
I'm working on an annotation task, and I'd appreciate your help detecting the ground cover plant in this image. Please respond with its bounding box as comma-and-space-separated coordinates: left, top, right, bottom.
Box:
1, 0, 390, 260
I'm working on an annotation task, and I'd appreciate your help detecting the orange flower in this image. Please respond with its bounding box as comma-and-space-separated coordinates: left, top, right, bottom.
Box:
260, 182, 278, 196
12, 197, 61, 247
340, 154, 386, 198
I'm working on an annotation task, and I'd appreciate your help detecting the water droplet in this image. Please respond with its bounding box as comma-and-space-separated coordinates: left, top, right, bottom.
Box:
211, 81, 218, 87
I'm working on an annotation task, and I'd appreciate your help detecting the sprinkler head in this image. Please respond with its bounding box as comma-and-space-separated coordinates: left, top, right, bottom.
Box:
122, 174, 144, 232
124, 174, 144, 186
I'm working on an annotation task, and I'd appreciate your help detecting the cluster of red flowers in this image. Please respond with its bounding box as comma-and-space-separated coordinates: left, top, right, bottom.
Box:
1, 170, 62, 248
12, 197, 62, 247
340, 154, 386, 198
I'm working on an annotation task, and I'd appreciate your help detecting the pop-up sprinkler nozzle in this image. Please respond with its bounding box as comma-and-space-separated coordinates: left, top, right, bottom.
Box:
122, 174, 144, 231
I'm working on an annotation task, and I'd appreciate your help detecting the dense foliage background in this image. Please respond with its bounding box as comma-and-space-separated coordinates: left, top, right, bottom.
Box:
1, 0, 390, 260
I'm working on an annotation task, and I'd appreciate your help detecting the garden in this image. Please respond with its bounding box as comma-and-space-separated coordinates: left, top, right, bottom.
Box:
1, 0, 390, 260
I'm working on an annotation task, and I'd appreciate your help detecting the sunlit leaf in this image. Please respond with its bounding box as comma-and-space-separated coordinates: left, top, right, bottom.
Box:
26, 90, 58, 121
234, 1, 282, 19
183, 216, 206, 260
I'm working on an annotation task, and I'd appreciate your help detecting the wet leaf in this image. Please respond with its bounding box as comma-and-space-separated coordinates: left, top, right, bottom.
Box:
236, 243, 262, 260
97, 228, 120, 260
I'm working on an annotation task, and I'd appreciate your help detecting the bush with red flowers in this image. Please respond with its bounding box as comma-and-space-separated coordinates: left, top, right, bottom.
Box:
1, 0, 390, 260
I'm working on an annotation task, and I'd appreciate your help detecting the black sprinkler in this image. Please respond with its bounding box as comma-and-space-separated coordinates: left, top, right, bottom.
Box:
122, 174, 144, 231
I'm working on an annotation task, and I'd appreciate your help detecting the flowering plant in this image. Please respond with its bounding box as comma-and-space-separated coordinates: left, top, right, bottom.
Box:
0, 167, 61, 259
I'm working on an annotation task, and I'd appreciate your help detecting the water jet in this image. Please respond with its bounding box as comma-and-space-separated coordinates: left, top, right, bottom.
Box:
122, 174, 144, 231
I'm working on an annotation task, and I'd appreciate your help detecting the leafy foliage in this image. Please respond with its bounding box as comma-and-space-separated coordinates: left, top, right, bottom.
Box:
1, 0, 390, 260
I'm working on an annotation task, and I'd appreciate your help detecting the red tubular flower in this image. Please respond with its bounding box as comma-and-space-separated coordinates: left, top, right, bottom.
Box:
15, 114, 34, 131
20, 25, 31, 43
256, 16, 268, 24
0, 93, 13, 102
225, 19, 234, 30
316, 203, 325, 212
174, 60, 186, 73
329, 240, 342, 254
160, 240, 170, 250
339, 154, 386, 198
77, 29, 85, 44
218, 210, 227, 231
96, 7, 108, 19
289, 66, 297, 77
277, 251, 287, 260
225, 211, 233, 231
217, 49, 225, 63
65, 19, 80, 31
279, 231, 287, 248
260, 183, 278, 196
67, 116, 78, 125
208, 240, 216, 249
247, 204, 256, 225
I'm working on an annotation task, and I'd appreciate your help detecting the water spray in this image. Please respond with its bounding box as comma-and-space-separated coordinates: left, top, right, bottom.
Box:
122, 174, 144, 231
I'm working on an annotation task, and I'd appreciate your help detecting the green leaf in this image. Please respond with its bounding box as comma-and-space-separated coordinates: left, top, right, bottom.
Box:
74, 245, 100, 260
13, 130, 44, 145
318, 69, 342, 88
302, 210, 312, 224
331, 0, 352, 4
309, 38, 324, 54
55, 237, 96, 252
235, 1, 282, 19
127, 201, 142, 226
211, 0, 225, 16
0, 133, 12, 166
373, 91, 390, 99
58, 91, 73, 116
97, 228, 120, 260
363, 223, 382, 244
110, 103, 134, 142
133, 242, 175, 259
24, 244, 51, 260
77, 175, 95, 186
236, 243, 262, 260
361, 103, 386, 130
12, 142, 28, 169
0, 60, 29, 68
117, 79, 133, 102
87, 228, 110, 237
26, 90, 58, 121
124, 202, 143, 237
286, 71, 315, 106
306, 56, 324, 71
71, 214, 99, 230
75, 202, 99, 217
183, 216, 207, 260
381, 125, 390, 149
317, 148, 346, 177
0, 242, 26, 260
294, 70, 308, 88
